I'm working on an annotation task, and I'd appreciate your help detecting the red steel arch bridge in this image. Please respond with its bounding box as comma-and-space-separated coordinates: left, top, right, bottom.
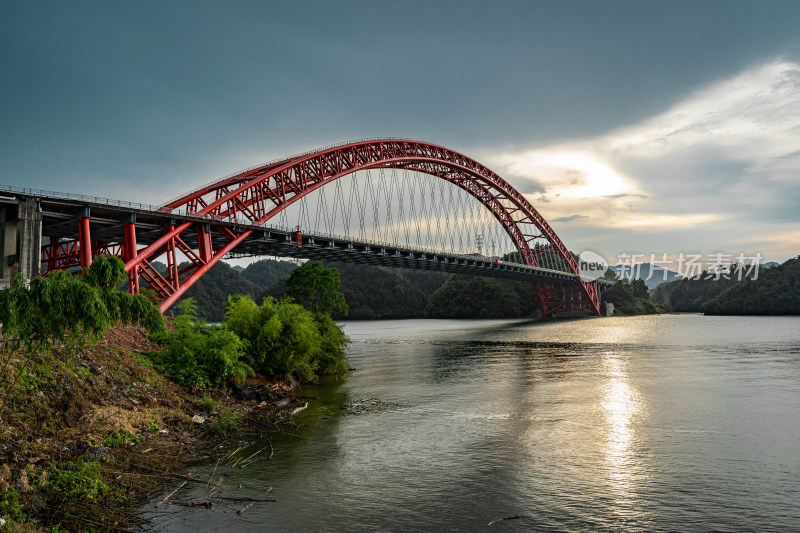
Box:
0, 139, 602, 316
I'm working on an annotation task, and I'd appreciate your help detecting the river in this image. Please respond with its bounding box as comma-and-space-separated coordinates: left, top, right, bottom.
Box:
147, 314, 800, 532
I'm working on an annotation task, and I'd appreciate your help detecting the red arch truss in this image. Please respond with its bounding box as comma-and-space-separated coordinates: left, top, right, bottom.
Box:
124, 139, 600, 315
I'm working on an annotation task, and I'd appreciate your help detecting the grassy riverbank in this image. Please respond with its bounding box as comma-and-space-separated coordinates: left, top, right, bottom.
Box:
0, 326, 302, 531
0, 259, 350, 531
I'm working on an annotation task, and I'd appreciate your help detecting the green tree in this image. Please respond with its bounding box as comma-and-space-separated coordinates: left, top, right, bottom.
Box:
285, 261, 348, 316
603, 281, 635, 311
82, 255, 165, 333
0, 255, 164, 351
603, 268, 618, 281
312, 312, 351, 375
602, 279, 663, 315
631, 279, 649, 299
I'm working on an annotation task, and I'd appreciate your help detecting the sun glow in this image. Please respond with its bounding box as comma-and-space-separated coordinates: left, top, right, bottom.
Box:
501, 150, 635, 200
606, 212, 722, 231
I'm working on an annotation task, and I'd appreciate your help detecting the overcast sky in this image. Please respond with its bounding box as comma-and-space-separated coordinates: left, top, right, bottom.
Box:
2, 1, 800, 263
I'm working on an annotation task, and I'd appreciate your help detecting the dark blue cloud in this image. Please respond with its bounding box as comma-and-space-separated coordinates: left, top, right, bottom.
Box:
3, 0, 800, 201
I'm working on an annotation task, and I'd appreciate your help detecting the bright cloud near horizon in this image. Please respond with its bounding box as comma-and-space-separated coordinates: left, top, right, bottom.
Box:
489, 60, 800, 263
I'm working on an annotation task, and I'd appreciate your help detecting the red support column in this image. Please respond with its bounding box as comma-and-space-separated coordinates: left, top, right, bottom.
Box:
196, 223, 213, 263
165, 222, 178, 290
46, 238, 60, 272
535, 283, 552, 318
78, 208, 92, 269
124, 214, 139, 293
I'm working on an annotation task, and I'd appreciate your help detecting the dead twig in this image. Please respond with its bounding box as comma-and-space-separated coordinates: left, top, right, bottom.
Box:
208, 475, 225, 496
155, 480, 187, 509
108, 466, 210, 486
238, 447, 265, 468
242, 416, 278, 431
73, 513, 134, 533
222, 443, 248, 463
206, 456, 221, 489
210, 495, 276, 503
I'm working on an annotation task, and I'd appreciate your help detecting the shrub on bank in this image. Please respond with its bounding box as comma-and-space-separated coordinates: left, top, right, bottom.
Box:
206, 407, 241, 436
148, 263, 351, 387
313, 311, 351, 375
148, 299, 253, 389
148, 295, 350, 388
224, 295, 349, 381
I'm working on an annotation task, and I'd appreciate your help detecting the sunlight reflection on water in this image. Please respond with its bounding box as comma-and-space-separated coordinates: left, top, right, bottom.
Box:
601, 352, 646, 517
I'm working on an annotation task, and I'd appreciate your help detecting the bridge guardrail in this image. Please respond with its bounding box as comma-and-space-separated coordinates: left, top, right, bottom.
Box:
0, 184, 166, 215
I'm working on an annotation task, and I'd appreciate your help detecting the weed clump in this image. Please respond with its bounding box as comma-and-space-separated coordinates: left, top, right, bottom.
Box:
0, 485, 27, 524
207, 407, 241, 436
47, 459, 109, 505
200, 395, 219, 412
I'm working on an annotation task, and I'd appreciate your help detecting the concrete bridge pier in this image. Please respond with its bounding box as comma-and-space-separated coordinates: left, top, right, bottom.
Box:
0, 197, 42, 286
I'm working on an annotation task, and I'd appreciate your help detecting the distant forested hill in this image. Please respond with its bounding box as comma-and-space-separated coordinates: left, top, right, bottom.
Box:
240, 259, 298, 287
332, 262, 444, 319
262, 262, 546, 320
424, 275, 539, 318
262, 262, 448, 320
611, 263, 683, 289
174, 261, 261, 322
653, 275, 743, 312
155, 257, 674, 320
702, 257, 800, 315
176, 258, 544, 321
652, 257, 799, 315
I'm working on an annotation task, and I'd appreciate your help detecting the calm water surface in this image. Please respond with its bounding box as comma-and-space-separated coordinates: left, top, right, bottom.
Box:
148, 315, 800, 532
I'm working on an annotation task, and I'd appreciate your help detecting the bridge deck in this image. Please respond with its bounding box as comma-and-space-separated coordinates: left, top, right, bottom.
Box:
1, 186, 579, 285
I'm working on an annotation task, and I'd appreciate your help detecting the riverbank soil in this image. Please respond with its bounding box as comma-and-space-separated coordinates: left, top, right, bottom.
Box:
0, 326, 293, 532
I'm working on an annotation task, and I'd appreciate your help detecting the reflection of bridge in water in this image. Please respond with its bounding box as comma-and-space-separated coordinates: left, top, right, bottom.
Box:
0, 139, 604, 316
